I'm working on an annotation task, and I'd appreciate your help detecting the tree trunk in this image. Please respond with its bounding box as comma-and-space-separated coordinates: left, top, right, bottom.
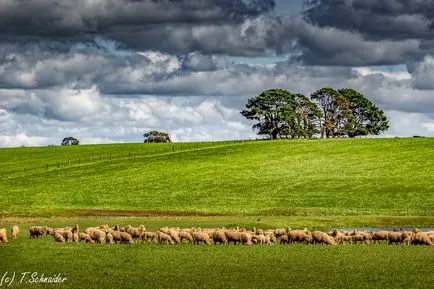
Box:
271, 130, 279, 140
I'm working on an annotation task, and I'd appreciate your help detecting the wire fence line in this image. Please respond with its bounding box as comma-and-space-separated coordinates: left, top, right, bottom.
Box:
1, 140, 251, 179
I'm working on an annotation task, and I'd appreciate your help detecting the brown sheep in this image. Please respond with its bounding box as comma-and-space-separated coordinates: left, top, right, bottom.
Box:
179, 231, 193, 243
212, 230, 228, 245
192, 232, 211, 245
141, 232, 158, 243
53, 232, 65, 243
264, 234, 276, 245
54, 229, 73, 242
331, 230, 351, 245
0, 228, 8, 243
158, 232, 174, 245
388, 232, 410, 245
252, 234, 265, 244
167, 229, 181, 244
241, 232, 253, 245
372, 231, 389, 243
225, 230, 242, 245
280, 234, 289, 244
312, 231, 336, 245
125, 225, 146, 240
11, 226, 19, 239
106, 233, 114, 244
287, 229, 311, 244
29, 226, 46, 238
411, 232, 433, 246
87, 228, 106, 244
79, 233, 94, 243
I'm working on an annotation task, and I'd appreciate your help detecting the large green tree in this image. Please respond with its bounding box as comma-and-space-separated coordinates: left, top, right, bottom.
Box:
241, 89, 320, 139
311, 88, 353, 138
338, 88, 389, 137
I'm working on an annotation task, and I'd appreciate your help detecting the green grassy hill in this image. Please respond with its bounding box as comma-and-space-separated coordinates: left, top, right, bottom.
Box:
1, 138, 433, 217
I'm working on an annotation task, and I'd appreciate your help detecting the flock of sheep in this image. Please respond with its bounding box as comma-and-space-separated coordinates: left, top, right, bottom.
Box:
1, 224, 433, 246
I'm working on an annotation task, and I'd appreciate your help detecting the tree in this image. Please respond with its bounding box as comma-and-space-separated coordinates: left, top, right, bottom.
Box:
338, 88, 389, 137
311, 88, 353, 138
143, 131, 171, 143
61, 137, 79, 146
241, 89, 298, 140
241, 89, 321, 139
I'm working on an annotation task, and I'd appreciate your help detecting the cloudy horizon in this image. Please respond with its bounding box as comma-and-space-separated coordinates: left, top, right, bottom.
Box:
1, 0, 434, 147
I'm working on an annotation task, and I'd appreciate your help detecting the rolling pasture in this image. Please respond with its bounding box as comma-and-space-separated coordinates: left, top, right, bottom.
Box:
0, 138, 433, 217
0, 138, 433, 288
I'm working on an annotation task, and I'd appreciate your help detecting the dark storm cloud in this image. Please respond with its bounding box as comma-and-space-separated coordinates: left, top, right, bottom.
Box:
303, 0, 434, 41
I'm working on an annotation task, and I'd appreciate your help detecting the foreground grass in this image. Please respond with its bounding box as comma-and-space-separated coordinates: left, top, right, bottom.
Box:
1, 138, 434, 217
1, 237, 432, 289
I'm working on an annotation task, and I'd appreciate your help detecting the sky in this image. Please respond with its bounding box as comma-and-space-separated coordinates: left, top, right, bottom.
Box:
1, 0, 434, 147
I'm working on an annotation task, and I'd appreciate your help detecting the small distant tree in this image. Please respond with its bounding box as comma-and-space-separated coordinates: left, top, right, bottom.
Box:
143, 131, 171, 143
61, 137, 79, 146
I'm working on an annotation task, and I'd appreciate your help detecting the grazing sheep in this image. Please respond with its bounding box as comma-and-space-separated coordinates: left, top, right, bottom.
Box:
179, 231, 193, 243
142, 232, 158, 243
125, 225, 146, 240
106, 233, 114, 244
225, 230, 242, 245
212, 230, 228, 245
29, 226, 46, 238
0, 228, 8, 243
387, 232, 410, 245
264, 234, 276, 245
167, 229, 181, 244
158, 232, 174, 245
53, 232, 65, 243
241, 232, 253, 245
280, 234, 289, 245
44, 226, 54, 236
72, 232, 80, 242
54, 229, 73, 242
411, 232, 433, 246
11, 226, 19, 239
312, 231, 336, 245
331, 230, 351, 245
274, 229, 287, 238
71, 224, 79, 234
86, 228, 106, 244
79, 233, 94, 243
351, 234, 370, 245
287, 229, 312, 244
192, 232, 211, 245
372, 231, 389, 243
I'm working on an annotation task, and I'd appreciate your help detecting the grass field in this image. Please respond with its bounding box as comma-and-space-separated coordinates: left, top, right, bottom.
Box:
0, 218, 433, 289
1, 138, 433, 288
0, 138, 433, 217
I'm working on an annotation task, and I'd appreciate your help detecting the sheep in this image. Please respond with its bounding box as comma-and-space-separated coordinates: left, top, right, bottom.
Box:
125, 225, 146, 240
0, 228, 8, 243
225, 230, 242, 245
44, 226, 54, 236
179, 231, 193, 243
252, 234, 265, 244
192, 232, 211, 245
167, 229, 181, 244
71, 224, 79, 234
263, 234, 276, 245
9, 225, 19, 239
141, 232, 158, 243
287, 229, 312, 244
387, 232, 410, 245
280, 234, 289, 245
158, 232, 174, 245
241, 232, 253, 245
212, 230, 228, 245
411, 232, 433, 246
312, 231, 336, 245
53, 232, 65, 243
274, 228, 287, 238
86, 228, 106, 244
331, 229, 352, 245
54, 228, 73, 242
29, 226, 46, 238
351, 234, 370, 245
79, 233, 94, 243
106, 233, 114, 244
372, 231, 389, 243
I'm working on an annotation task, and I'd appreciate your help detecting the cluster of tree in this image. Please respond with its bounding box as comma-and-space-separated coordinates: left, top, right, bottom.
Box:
143, 130, 171, 143
241, 88, 389, 139
61, 137, 79, 146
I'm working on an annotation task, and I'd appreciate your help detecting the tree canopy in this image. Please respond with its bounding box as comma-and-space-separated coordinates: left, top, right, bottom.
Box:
241, 89, 321, 139
61, 137, 79, 146
144, 131, 171, 143
241, 87, 388, 139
